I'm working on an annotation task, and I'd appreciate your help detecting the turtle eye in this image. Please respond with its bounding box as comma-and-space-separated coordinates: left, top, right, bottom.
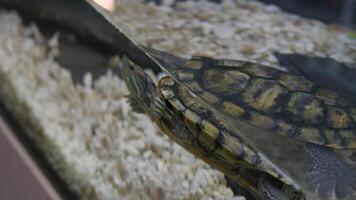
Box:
137, 71, 149, 88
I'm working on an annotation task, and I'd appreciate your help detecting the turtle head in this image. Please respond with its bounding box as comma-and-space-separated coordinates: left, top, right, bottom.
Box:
117, 56, 171, 120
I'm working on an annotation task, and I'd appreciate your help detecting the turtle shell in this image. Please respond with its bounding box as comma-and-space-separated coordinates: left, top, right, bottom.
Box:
169, 56, 356, 149
156, 56, 356, 200
159, 76, 283, 176
158, 76, 296, 199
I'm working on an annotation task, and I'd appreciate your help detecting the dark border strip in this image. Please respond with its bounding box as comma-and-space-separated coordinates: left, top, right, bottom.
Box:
0, 102, 77, 200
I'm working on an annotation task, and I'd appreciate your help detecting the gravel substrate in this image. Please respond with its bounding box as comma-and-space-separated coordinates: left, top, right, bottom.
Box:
0, 10, 238, 200
0, 0, 355, 200
115, 0, 355, 65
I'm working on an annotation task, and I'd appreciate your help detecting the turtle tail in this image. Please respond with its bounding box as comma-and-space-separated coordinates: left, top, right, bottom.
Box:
117, 56, 174, 120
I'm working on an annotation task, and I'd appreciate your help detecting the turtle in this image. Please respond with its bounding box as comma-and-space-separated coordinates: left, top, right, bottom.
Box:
116, 54, 356, 200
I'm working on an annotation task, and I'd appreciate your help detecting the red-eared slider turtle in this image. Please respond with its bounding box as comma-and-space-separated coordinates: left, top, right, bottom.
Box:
117, 54, 356, 200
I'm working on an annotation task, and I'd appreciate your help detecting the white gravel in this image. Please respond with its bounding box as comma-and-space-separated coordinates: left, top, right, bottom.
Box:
114, 0, 355, 65
0, 10, 240, 200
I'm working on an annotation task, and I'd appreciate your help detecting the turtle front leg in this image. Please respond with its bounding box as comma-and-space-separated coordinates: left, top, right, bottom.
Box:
258, 175, 305, 200
229, 170, 305, 200
226, 176, 258, 200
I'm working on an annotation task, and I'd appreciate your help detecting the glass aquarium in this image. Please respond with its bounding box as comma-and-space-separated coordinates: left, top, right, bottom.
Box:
0, 0, 354, 199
